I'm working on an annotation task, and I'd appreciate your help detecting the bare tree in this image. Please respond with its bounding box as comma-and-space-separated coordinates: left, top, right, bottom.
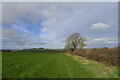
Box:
65, 33, 86, 51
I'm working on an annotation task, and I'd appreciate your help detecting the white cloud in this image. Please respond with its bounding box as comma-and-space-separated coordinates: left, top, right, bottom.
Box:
2, 27, 66, 49
2, 2, 118, 49
90, 23, 110, 30
2, 28, 23, 39
86, 37, 118, 48
2, 2, 92, 25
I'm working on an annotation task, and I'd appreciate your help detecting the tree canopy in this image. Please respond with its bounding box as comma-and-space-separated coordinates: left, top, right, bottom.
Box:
65, 33, 86, 51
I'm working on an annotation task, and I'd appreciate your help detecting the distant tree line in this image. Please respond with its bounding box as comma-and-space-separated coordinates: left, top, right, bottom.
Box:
1, 50, 11, 52
18, 48, 65, 53
1, 48, 65, 53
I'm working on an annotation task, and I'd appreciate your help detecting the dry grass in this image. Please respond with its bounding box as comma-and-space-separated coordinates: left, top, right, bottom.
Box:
66, 53, 118, 78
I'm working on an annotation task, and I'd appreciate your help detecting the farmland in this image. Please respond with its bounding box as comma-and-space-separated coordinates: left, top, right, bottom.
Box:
2, 52, 118, 78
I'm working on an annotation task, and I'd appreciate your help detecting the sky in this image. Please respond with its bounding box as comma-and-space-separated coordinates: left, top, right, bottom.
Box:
2, 2, 118, 49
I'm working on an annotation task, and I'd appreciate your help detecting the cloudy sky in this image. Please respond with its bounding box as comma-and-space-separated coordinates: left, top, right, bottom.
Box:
2, 2, 118, 49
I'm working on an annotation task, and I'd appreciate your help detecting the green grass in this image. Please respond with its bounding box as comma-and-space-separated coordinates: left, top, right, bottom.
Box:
2, 52, 118, 78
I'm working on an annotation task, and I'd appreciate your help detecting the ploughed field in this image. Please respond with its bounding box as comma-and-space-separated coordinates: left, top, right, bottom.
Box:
2, 52, 118, 78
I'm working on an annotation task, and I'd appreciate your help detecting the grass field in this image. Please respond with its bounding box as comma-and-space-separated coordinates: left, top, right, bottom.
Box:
2, 52, 118, 78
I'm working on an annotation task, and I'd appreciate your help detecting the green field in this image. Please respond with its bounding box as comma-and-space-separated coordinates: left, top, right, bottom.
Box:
2, 52, 118, 78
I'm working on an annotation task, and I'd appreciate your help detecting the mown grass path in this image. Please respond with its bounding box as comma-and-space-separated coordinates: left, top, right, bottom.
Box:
62, 55, 73, 78
2, 52, 118, 78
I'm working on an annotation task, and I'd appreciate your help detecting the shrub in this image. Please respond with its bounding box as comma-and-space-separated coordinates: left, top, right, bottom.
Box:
67, 47, 119, 67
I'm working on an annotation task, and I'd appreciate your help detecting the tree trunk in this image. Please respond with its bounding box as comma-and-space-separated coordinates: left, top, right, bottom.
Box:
72, 41, 77, 51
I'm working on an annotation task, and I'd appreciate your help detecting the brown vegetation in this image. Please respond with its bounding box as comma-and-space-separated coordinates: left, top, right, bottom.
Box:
67, 47, 119, 67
